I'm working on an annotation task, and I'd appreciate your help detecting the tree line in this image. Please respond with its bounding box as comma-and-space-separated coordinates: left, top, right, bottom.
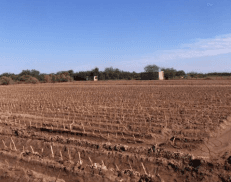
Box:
0, 64, 230, 85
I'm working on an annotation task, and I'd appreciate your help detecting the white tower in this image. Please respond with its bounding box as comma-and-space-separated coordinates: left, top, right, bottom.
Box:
94, 76, 98, 81
159, 71, 164, 80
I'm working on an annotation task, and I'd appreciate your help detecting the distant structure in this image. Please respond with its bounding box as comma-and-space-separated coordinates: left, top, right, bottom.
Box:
94, 76, 98, 81
159, 71, 164, 80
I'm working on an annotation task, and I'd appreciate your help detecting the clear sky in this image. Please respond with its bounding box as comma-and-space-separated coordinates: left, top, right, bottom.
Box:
0, 0, 231, 74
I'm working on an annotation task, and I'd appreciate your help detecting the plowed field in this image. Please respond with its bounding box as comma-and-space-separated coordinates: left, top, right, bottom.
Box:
0, 80, 231, 182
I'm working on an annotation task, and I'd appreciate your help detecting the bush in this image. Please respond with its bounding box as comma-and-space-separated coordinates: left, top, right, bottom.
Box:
25, 76, 39, 84
10, 75, 20, 81
44, 75, 52, 83
0, 76, 14, 85
43, 74, 74, 83
19, 75, 31, 82
57, 74, 73, 82
140, 72, 159, 80
18, 75, 39, 84
37, 74, 45, 82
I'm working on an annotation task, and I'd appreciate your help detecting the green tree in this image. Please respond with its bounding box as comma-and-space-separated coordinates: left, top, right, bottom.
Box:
10, 74, 19, 81
0, 76, 14, 85
30, 69, 40, 77
0, 72, 13, 78
144, 64, 159, 72
98, 72, 105, 80
104, 67, 114, 73
112, 72, 119, 80
67, 70, 74, 78
105, 72, 110, 80
92, 67, 99, 76
119, 71, 124, 80
176, 70, 186, 77
114, 68, 120, 80
161, 67, 177, 79
51, 75, 56, 83
19, 70, 31, 76
187, 71, 198, 78
37, 74, 45, 82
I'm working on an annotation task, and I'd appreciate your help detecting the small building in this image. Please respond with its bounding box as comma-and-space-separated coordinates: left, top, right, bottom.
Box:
159, 71, 164, 80
94, 76, 98, 81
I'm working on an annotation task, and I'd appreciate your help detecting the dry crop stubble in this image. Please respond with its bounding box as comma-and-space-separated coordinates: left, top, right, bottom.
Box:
0, 80, 231, 181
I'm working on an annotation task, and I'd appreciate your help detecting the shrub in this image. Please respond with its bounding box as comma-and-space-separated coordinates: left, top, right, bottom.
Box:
42, 74, 73, 83
19, 75, 31, 82
55, 74, 73, 82
0, 76, 14, 85
25, 76, 39, 84
44, 75, 52, 83
51, 75, 56, 83
18, 75, 39, 84
10, 75, 20, 81
140, 72, 159, 80
37, 74, 45, 82
66, 75, 74, 82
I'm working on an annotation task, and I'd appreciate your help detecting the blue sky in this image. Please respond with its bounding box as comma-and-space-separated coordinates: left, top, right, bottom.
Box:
0, 0, 231, 74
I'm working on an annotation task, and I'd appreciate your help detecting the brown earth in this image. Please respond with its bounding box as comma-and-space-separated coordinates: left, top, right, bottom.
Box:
0, 80, 231, 181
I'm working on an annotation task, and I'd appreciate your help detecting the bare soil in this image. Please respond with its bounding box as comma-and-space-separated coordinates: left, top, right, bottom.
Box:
0, 80, 231, 181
